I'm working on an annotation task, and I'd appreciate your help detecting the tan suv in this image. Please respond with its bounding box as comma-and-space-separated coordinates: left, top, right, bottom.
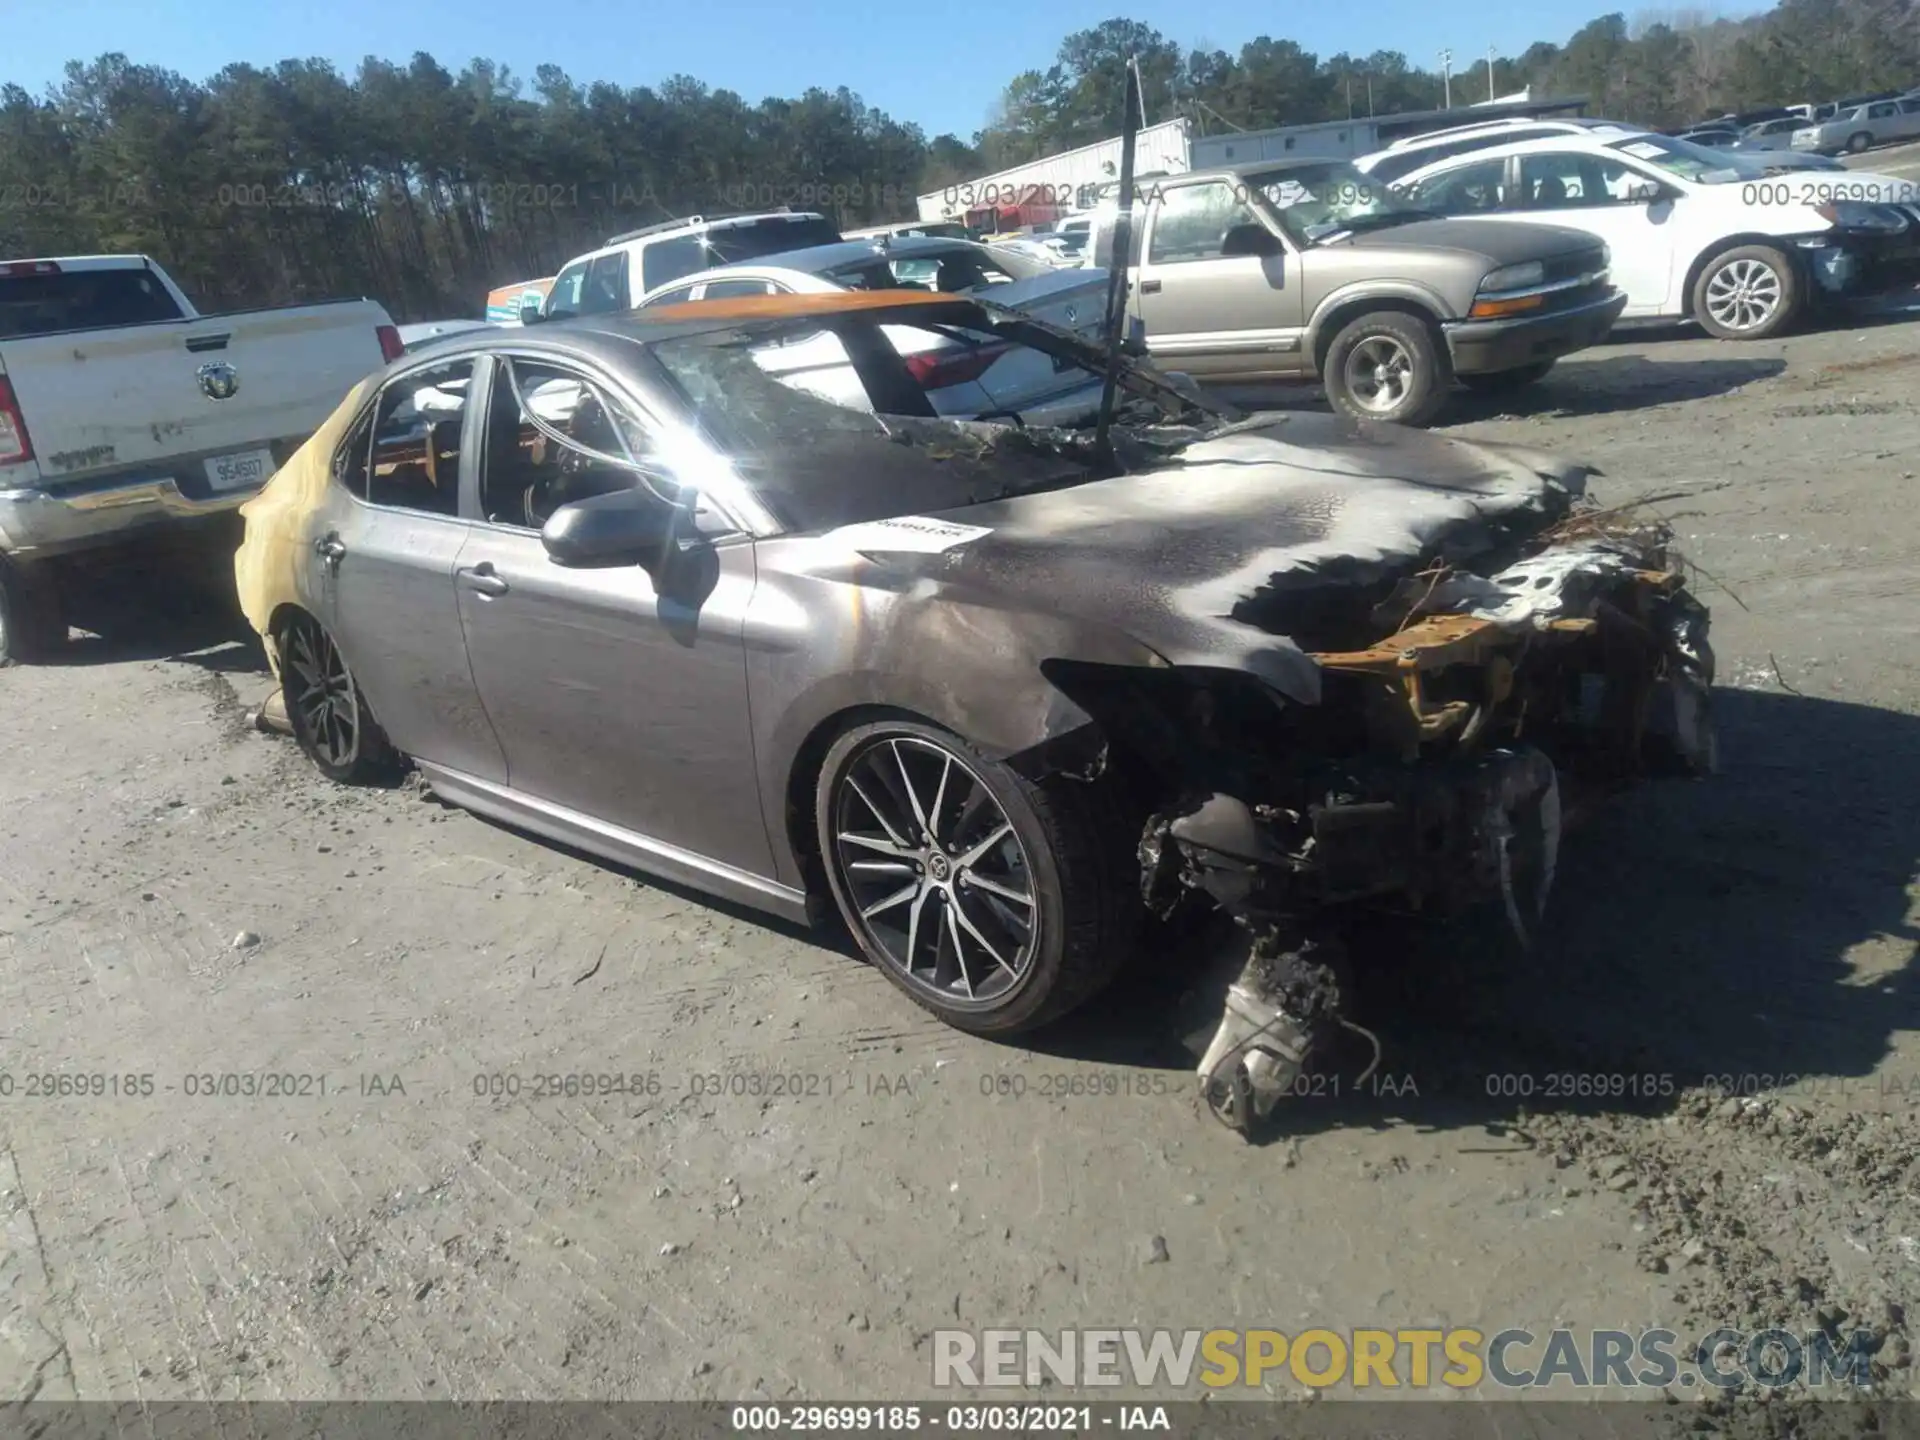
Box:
1092, 159, 1626, 425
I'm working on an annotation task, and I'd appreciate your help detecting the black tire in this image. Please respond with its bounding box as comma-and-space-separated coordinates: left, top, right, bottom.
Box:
0, 555, 67, 666
1692, 244, 1801, 340
275, 610, 398, 784
1847, 132, 1871, 154
1459, 360, 1557, 393
1322, 310, 1449, 426
814, 717, 1133, 1036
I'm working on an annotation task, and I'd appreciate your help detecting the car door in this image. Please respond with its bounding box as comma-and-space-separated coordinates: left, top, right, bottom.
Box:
1133, 177, 1306, 377
1508, 151, 1677, 315
1897, 99, 1920, 141
314, 357, 509, 782
452, 353, 773, 878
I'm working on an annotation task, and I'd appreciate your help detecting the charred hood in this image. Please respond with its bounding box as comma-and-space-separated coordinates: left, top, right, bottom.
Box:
812, 414, 1594, 707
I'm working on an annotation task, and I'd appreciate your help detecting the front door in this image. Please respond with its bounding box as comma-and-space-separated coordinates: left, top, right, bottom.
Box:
453, 355, 773, 878
316, 358, 507, 781
1134, 178, 1306, 377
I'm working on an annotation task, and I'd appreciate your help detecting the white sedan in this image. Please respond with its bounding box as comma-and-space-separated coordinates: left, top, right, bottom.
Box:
1380, 131, 1920, 338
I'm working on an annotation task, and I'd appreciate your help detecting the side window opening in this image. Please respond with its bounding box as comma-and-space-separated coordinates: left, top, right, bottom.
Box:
477, 358, 669, 531
363, 361, 475, 517
332, 408, 376, 500
1145, 182, 1262, 264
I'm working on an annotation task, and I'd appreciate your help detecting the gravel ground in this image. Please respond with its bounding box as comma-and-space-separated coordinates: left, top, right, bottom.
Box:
1, 291, 1917, 1411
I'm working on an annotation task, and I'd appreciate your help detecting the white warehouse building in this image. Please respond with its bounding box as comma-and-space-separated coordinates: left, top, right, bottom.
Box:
915, 119, 1192, 224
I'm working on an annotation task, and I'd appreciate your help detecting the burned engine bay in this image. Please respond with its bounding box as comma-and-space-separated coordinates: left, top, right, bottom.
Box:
1036, 492, 1716, 1135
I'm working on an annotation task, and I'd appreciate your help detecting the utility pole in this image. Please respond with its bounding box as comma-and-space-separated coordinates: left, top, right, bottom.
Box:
1439, 48, 1453, 108
1487, 45, 1496, 103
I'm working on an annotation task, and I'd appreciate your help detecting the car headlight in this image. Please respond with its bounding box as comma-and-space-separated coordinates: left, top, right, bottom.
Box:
1816, 200, 1910, 233
1479, 260, 1545, 293
1596, 242, 1611, 270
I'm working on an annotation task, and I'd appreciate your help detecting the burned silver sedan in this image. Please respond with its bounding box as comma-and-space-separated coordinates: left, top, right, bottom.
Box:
235, 290, 1713, 1131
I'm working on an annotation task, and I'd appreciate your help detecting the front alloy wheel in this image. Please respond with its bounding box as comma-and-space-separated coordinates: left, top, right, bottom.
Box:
1694, 245, 1800, 340
278, 612, 396, 783
815, 719, 1130, 1035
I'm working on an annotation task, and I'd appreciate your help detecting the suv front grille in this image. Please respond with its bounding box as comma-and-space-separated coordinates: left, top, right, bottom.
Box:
1543, 248, 1606, 286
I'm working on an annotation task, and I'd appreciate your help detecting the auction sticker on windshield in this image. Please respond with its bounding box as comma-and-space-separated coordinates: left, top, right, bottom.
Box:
825, 516, 994, 554
205, 448, 275, 493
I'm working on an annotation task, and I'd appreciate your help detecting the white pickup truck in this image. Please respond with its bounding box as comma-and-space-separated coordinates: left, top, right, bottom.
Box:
0, 254, 401, 662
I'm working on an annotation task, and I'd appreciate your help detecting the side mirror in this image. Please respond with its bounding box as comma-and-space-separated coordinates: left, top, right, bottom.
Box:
1220, 222, 1282, 258
519, 300, 545, 326
541, 486, 673, 568
1625, 179, 1664, 202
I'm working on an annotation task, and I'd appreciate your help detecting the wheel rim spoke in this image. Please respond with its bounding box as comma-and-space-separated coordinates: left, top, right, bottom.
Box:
845, 776, 910, 850
950, 892, 1018, 981
957, 821, 1013, 870
963, 870, 1031, 907
943, 900, 976, 999
890, 740, 932, 841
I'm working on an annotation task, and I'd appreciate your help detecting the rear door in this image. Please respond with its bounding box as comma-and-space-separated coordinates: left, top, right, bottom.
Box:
1132, 178, 1306, 377
313, 356, 507, 782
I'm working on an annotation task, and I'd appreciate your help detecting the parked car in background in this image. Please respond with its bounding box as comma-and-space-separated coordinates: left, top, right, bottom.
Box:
1088, 159, 1624, 426
843, 221, 976, 243
1793, 98, 1920, 154
1736, 117, 1804, 152
526, 211, 845, 325
632, 236, 1126, 424
1676, 126, 1740, 148
1389, 132, 1920, 339
1357, 117, 1646, 184
231, 290, 1713, 1097
0, 253, 400, 662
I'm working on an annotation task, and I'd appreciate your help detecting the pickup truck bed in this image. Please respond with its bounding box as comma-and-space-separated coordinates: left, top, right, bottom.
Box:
0, 255, 399, 661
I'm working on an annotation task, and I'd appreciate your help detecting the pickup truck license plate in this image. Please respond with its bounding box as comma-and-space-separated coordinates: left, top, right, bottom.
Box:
205, 449, 274, 493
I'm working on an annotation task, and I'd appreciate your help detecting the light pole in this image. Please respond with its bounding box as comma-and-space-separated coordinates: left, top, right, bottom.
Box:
1487, 45, 1496, 103
1439, 48, 1453, 108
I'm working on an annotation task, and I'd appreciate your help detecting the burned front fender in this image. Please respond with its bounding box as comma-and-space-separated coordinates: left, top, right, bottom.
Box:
744, 532, 1171, 891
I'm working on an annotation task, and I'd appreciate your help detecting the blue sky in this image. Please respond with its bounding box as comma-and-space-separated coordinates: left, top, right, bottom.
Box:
8, 0, 1754, 140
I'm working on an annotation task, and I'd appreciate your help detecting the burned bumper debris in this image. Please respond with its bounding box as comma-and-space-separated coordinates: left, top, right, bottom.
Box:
1136, 511, 1715, 1134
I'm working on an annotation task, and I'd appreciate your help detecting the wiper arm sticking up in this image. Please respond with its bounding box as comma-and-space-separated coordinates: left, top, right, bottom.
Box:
1094, 54, 1145, 469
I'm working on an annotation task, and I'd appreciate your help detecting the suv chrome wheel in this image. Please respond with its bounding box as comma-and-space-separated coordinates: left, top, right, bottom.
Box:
1342, 335, 1416, 414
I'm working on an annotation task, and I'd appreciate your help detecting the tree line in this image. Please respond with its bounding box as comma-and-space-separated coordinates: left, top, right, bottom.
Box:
2, 0, 1913, 320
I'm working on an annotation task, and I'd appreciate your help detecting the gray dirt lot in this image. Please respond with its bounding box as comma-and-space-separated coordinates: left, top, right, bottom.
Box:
2, 295, 1917, 1406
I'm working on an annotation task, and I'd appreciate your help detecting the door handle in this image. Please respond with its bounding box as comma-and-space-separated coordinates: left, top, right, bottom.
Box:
1139, 278, 1162, 294
458, 562, 510, 598
314, 534, 346, 569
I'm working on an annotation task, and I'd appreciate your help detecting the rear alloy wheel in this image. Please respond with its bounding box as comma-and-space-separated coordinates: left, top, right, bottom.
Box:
815, 719, 1129, 1035
277, 611, 397, 783
1459, 360, 1557, 393
1322, 311, 1449, 426
1693, 245, 1800, 340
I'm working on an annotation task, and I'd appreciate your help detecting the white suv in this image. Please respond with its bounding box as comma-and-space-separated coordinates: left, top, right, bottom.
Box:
527, 212, 844, 323
1380, 131, 1920, 338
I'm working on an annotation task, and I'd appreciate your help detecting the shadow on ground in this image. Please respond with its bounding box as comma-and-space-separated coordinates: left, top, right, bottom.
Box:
1031, 685, 1920, 1140
35, 541, 264, 669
